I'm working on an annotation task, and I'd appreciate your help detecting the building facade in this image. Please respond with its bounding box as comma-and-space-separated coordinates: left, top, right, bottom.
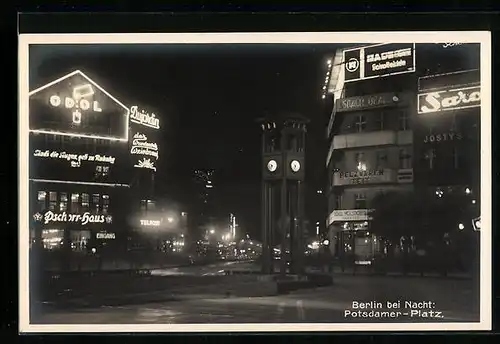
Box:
325, 43, 417, 262
29, 70, 132, 259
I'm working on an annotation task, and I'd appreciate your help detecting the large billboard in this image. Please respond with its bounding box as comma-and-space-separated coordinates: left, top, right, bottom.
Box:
29, 70, 130, 141
343, 43, 416, 83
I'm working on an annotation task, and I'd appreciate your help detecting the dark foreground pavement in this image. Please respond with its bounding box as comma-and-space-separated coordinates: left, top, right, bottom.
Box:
33, 273, 479, 324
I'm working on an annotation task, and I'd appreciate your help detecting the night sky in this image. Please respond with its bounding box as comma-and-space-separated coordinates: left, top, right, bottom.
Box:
29, 44, 344, 239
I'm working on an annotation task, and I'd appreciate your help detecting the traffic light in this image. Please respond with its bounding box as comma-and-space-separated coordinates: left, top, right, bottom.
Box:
263, 154, 283, 180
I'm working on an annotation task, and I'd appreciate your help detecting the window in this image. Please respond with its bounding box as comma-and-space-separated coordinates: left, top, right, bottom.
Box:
37, 191, 47, 211
48, 192, 58, 211
375, 112, 384, 131
424, 148, 436, 170
103, 166, 110, 176
81, 193, 90, 212
399, 148, 412, 169
334, 195, 342, 209
147, 200, 156, 211
70, 230, 91, 252
354, 152, 366, 170
398, 110, 411, 131
92, 194, 100, 213
59, 192, 68, 212
375, 151, 388, 169
71, 193, 80, 212
354, 193, 367, 209
95, 165, 110, 178
102, 195, 110, 214
42, 229, 64, 250
452, 147, 461, 169
354, 115, 367, 133
140, 199, 147, 213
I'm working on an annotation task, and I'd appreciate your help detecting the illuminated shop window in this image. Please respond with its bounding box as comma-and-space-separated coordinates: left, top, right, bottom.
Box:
102, 194, 110, 214
92, 194, 100, 213
147, 200, 156, 211
398, 110, 411, 131
48, 191, 58, 211
42, 229, 64, 251
95, 165, 110, 178
60, 192, 68, 212
354, 193, 367, 209
71, 193, 80, 212
70, 230, 90, 252
37, 191, 47, 211
81, 193, 90, 212
399, 148, 412, 169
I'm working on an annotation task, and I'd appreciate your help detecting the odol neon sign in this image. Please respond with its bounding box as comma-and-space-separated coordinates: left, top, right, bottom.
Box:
49, 84, 102, 124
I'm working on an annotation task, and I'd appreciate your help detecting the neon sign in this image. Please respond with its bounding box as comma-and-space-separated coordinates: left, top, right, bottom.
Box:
33, 211, 113, 226
140, 219, 161, 226
96, 232, 116, 239
33, 149, 115, 168
48, 83, 103, 124
130, 106, 160, 130
134, 158, 156, 172
418, 86, 480, 114
131, 133, 159, 159
29, 70, 130, 142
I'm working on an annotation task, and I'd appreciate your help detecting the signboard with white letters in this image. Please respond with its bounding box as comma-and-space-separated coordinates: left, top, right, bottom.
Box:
344, 43, 415, 83
96, 232, 116, 239
33, 211, 113, 226
130, 106, 160, 130
418, 86, 480, 114
131, 132, 159, 172
140, 219, 161, 227
327, 209, 374, 225
336, 93, 401, 112
333, 170, 394, 186
29, 70, 130, 141
32, 149, 115, 168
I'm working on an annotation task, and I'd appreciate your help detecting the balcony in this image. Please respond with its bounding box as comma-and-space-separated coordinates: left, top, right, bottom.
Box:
333, 130, 413, 150
333, 168, 397, 186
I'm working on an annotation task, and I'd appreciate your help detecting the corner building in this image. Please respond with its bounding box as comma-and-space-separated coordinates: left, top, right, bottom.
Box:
28, 70, 132, 262
325, 43, 417, 262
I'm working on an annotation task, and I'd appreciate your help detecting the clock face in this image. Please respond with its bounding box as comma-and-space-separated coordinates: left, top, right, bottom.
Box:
267, 159, 278, 172
290, 160, 301, 172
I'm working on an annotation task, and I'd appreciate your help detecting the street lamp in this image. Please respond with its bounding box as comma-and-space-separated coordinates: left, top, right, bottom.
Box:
167, 217, 174, 223
458, 223, 465, 230
209, 229, 215, 234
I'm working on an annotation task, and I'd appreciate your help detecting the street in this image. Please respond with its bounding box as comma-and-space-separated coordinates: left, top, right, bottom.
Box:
149, 260, 254, 276
33, 273, 479, 324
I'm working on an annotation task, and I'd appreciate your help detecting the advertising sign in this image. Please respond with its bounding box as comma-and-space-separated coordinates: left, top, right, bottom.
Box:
29, 70, 130, 141
417, 86, 480, 114
344, 43, 415, 83
336, 93, 401, 113
130, 106, 160, 130
32, 149, 115, 168
130, 132, 159, 172
327, 209, 373, 225
33, 211, 113, 226
334, 169, 389, 186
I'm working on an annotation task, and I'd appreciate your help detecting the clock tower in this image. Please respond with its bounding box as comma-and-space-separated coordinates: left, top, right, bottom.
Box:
258, 113, 308, 275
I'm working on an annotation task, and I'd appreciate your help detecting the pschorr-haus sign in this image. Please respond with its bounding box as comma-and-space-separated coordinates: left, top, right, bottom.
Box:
344, 43, 416, 83
336, 93, 402, 113
327, 209, 374, 226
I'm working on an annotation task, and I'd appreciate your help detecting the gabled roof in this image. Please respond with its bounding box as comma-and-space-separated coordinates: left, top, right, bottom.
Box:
29, 69, 129, 113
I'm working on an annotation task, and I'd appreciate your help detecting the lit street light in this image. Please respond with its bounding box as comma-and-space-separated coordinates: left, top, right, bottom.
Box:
167, 217, 174, 223
458, 223, 465, 230
209, 229, 215, 234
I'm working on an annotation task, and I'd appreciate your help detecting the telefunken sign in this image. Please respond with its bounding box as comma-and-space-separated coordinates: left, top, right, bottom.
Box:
418, 86, 480, 114
327, 209, 374, 225
33, 211, 113, 226
130, 106, 160, 130
336, 93, 401, 113
344, 43, 415, 83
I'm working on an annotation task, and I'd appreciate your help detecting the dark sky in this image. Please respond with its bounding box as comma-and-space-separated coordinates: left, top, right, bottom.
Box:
29, 43, 343, 238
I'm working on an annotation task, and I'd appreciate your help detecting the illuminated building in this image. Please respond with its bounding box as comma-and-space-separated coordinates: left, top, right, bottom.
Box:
29, 70, 131, 257
324, 44, 417, 261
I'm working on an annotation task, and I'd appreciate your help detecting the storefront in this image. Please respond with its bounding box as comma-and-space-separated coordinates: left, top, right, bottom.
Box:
327, 209, 381, 263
